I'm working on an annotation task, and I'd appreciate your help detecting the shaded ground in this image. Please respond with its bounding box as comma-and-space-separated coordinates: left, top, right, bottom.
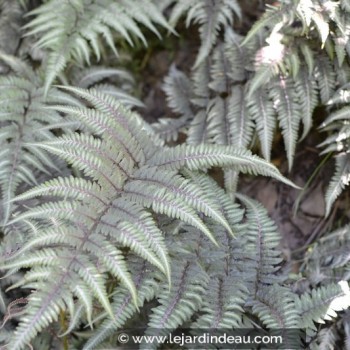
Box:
240, 135, 335, 256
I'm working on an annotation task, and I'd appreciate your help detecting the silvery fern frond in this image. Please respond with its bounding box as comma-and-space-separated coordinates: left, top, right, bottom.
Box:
169, 0, 241, 67
24, 0, 173, 94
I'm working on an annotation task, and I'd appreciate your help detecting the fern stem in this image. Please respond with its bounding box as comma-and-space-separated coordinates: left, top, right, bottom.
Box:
59, 309, 69, 350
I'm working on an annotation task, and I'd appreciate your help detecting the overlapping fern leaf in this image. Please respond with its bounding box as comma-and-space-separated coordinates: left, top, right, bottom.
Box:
319, 83, 350, 215
0, 54, 79, 226
159, 0, 350, 174
296, 281, 350, 336
25, 0, 172, 94
80, 189, 303, 349
302, 224, 350, 285
298, 221, 350, 347
0, 87, 297, 349
68, 65, 144, 107
0, 1, 22, 63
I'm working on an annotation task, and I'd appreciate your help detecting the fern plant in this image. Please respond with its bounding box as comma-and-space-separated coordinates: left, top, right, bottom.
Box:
2, 0, 350, 349
24, 0, 173, 94
82, 194, 302, 350
158, 0, 350, 173
0, 53, 80, 226
0, 87, 296, 349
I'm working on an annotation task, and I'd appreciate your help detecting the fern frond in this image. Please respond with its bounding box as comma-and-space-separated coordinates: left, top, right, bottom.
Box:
127, 168, 233, 236
251, 285, 301, 348
83, 258, 158, 350
12, 176, 103, 203
110, 201, 170, 280
192, 275, 246, 329
90, 84, 145, 108
209, 42, 233, 93
152, 116, 189, 142
71, 66, 134, 89
303, 224, 350, 284
170, 0, 241, 68
300, 43, 315, 75
270, 75, 301, 170
321, 105, 350, 127
295, 67, 318, 139
142, 261, 208, 349
0, 2, 22, 59
149, 144, 299, 188
310, 323, 340, 350
316, 56, 336, 104
210, 87, 253, 148
162, 65, 194, 118
207, 87, 253, 192
236, 194, 284, 292
183, 169, 245, 233
122, 179, 218, 246
69, 65, 143, 107
6, 88, 279, 348
0, 56, 78, 224
296, 281, 350, 334
152, 65, 193, 141
252, 284, 299, 326
222, 29, 247, 83
99, 221, 167, 275
242, 3, 295, 45
249, 63, 278, 96
325, 152, 350, 216
247, 87, 275, 161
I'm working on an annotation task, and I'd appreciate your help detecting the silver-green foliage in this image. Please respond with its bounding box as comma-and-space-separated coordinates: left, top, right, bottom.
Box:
159, 0, 350, 173
25, 0, 172, 94
320, 85, 350, 215
0, 87, 298, 349
0, 54, 79, 226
